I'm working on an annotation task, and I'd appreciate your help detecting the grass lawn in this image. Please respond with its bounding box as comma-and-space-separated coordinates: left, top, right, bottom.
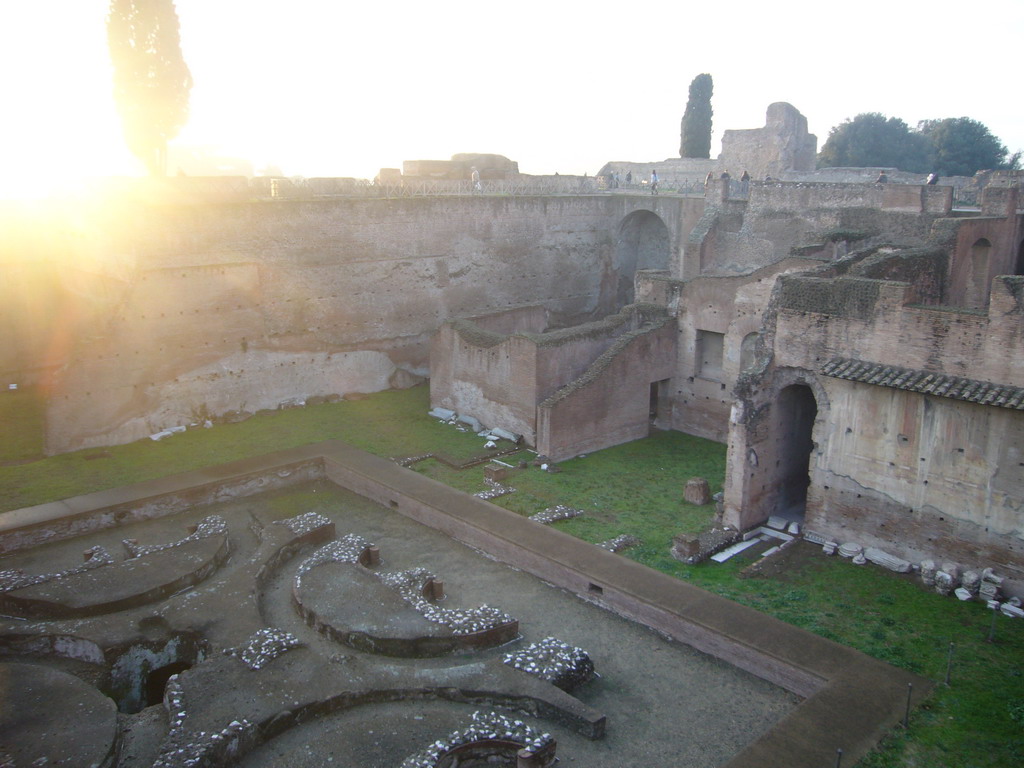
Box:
1, 383, 1021, 767
0, 387, 46, 464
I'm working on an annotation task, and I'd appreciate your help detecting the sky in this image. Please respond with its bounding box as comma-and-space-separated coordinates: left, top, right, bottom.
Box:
2, 1, 1022, 196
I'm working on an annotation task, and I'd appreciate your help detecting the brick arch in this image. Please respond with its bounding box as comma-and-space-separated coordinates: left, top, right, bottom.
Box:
613, 210, 670, 307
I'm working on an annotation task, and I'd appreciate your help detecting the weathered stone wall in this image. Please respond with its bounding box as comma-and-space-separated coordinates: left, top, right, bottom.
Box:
431, 305, 669, 446
429, 324, 542, 442
536, 319, 676, 461
18, 193, 699, 453
687, 182, 951, 280
34, 197, 607, 451
724, 269, 1024, 579
601, 103, 818, 186
945, 211, 1023, 307
718, 103, 817, 178
638, 259, 818, 443
772, 276, 1024, 383
807, 381, 1024, 574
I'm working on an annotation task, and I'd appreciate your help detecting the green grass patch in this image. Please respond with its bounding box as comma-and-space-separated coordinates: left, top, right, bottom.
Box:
0, 388, 46, 463
0, 385, 492, 512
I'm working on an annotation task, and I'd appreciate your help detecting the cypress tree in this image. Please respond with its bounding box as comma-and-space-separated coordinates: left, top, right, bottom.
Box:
680, 73, 713, 159
108, 0, 193, 175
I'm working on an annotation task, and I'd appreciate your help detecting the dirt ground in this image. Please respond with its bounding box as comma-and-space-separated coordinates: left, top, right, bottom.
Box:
0, 481, 800, 768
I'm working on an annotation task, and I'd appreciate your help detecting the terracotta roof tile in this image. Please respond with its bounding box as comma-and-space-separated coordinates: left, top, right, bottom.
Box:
821, 358, 1024, 410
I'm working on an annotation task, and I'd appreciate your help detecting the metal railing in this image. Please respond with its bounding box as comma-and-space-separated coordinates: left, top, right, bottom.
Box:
265, 176, 710, 200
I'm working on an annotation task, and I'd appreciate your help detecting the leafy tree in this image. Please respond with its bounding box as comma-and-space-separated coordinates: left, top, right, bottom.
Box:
680, 73, 713, 159
107, 0, 192, 175
917, 117, 1018, 177
817, 113, 930, 172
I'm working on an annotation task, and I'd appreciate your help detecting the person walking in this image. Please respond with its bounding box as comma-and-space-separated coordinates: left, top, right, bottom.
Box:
650, 169, 659, 195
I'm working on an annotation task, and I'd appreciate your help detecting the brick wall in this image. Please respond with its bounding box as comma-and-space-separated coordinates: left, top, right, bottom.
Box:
537, 321, 676, 461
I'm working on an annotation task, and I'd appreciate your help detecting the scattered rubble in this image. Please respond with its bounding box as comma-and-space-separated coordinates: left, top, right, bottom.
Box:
273, 511, 333, 537
529, 505, 583, 524
295, 535, 375, 587
808, 532, 1019, 615
503, 636, 596, 691
475, 478, 516, 500
399, 710, 555, 768
297, 539, 514, 636
597, 535, 640, 553
124, 516, 227, 558
0, 545, 114, 592
671, 527, 740, 565
224, 628, 302, 671
377, 567, 515, 635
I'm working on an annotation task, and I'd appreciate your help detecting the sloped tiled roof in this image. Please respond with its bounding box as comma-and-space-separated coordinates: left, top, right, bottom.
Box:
821, 358, 1024, 410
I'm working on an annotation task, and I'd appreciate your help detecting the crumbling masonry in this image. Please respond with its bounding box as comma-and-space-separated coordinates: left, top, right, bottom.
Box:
3, 103, 1022, 592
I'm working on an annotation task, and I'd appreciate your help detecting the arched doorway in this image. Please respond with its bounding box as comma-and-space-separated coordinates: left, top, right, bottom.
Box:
614, 211, 670, 307
774, 384, 817, 520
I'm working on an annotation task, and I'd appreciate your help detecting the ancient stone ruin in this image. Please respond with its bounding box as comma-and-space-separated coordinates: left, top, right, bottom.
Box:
1, 100, 1021, 764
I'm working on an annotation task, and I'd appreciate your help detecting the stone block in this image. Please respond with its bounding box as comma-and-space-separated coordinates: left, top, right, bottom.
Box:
484, 464, 510, 483
491, 427, 522, 443
683, 478, 711, 505
961, 570, 981, 595
838, 542, 863, 558
864, 547, 912, 573
457, 414, 482, 432
935, 571, 956, 596
671, 535, 701, 560
920, 560, 937, 586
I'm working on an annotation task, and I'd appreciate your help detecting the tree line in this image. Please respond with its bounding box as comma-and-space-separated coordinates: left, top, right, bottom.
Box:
817, 114, 1020, 177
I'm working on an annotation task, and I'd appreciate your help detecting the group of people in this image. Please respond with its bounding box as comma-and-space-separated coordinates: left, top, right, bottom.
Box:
598, 167, 945, 193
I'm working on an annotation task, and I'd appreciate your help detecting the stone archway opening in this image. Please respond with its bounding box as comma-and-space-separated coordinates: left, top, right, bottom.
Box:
614, 211, 670, 308
774, 384, 817, 522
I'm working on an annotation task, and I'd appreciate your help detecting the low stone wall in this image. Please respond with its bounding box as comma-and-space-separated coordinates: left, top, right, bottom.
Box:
0, 458, 322, 554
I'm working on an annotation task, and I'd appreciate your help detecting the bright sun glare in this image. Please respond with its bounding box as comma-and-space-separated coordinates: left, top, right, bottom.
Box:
2, 7, 145, 199
2, 1, 1021, 202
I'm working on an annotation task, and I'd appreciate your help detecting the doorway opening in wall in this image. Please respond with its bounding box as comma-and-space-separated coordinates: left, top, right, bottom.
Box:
775, 384, 817, 523
614, 210, 670, 308
649, 379, 671, 427
1016, 239, 1024, 276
